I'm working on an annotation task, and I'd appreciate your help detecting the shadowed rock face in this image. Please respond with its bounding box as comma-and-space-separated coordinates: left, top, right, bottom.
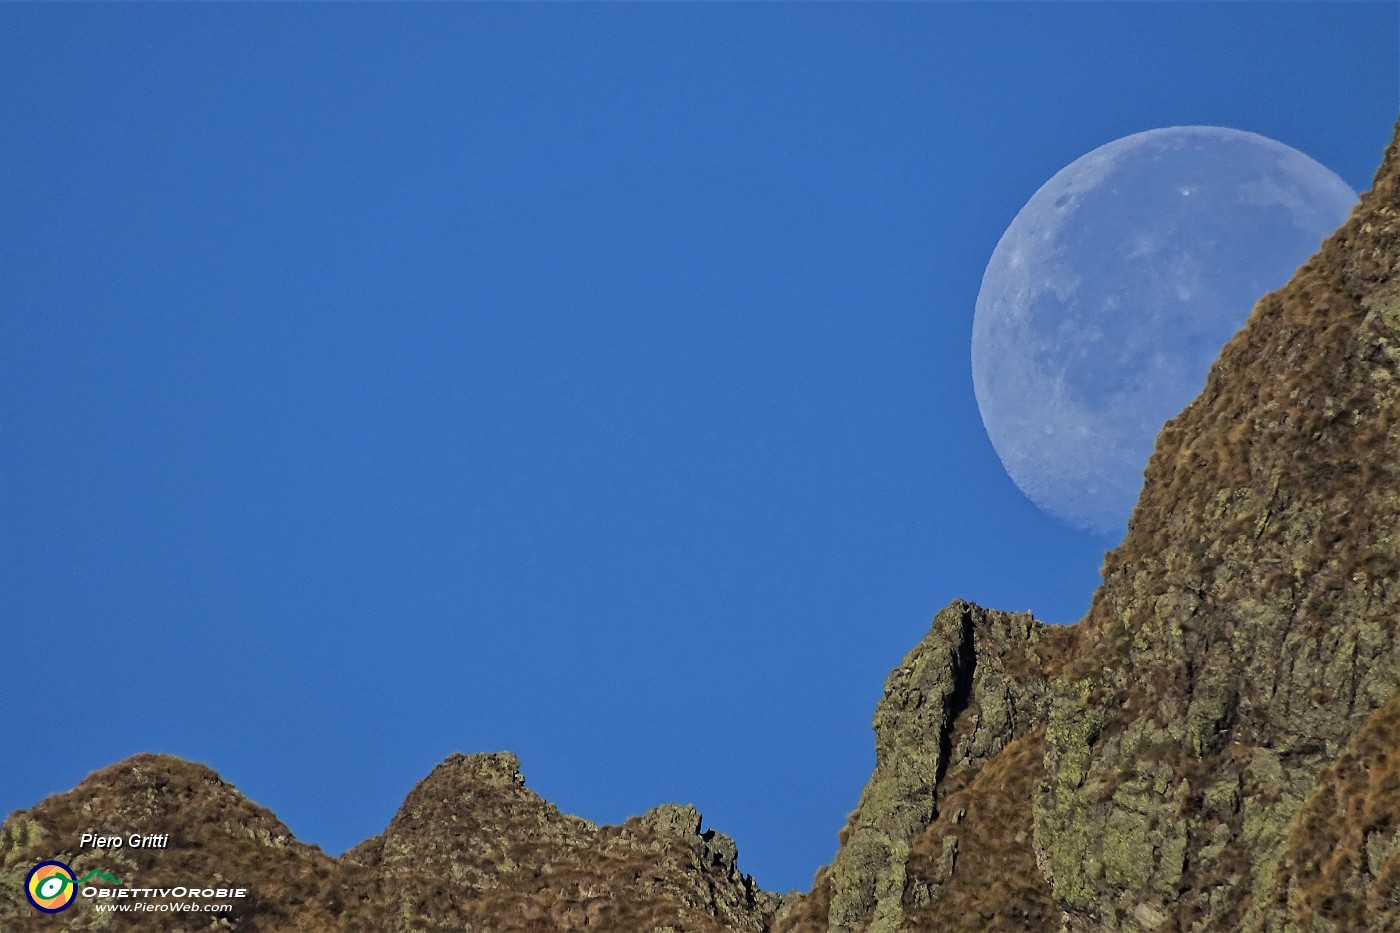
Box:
5, 120, 1399, 933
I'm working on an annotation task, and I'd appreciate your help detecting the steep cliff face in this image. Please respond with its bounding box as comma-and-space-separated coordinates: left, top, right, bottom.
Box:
773, 601, 1073, 933
1036, 118, 1400, 931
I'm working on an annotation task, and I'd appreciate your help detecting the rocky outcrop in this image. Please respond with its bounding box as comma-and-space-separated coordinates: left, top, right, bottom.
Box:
1034, 118, 1400, 931
0, 754, 378, 932
0, 752, 772, 932
348, 751, 774, 932
775, 601, 1072, 933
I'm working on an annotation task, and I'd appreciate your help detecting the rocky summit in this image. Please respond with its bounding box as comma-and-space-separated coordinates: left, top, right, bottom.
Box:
0, 752, 775, 932
5, 119, 1400, 932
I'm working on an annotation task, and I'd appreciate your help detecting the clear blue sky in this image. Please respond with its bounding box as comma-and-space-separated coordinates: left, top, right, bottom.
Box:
3, 3, 1396, 894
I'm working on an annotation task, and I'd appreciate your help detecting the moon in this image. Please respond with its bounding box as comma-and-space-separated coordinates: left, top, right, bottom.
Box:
972, 126, 1357, 538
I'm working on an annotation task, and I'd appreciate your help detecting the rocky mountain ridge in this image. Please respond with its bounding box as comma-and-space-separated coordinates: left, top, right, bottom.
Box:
5, 117, 1399, 931
1, 751, 774, 932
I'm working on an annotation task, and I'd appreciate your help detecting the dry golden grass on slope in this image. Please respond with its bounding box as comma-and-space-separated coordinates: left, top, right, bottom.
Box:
903, 731, 1058, 933
1090, 121, 1400, 662
0, 754, 379, 932
1012, 118, 1400, 930
768, 823, 843, 932
1269, 690, 1400, 931
1, 752, 773, 933
772, 605, 1079, 933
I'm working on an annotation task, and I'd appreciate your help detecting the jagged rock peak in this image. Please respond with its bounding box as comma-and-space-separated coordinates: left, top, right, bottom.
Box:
776, 600, 1072, 933
0, 751, 774, 931
641, 802, 705, 838
431, 750, 527, 787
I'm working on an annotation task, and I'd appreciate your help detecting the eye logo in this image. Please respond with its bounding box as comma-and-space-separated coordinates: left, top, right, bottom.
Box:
25, 861, 77, 913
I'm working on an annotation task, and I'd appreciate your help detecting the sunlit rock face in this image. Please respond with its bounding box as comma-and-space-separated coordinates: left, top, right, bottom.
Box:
973, 126, 1356, 538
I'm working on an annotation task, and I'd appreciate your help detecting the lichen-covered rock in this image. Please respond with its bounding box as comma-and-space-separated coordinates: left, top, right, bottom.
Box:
1256, 689, 1400, 932
904, 730, 1061, 931
1035, 117, 1400, 932
783, 600, 1069, 933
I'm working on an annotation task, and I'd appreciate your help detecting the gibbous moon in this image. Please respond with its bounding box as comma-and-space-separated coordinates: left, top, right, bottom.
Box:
972, 126, 1357, 538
